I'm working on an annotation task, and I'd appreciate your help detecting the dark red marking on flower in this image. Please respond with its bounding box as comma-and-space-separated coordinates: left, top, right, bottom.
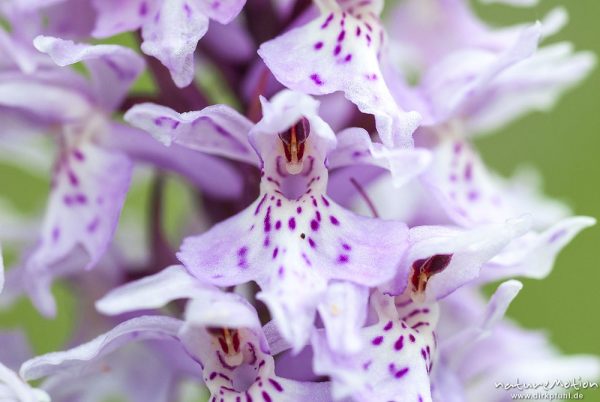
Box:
321, 196, 330, 207
288, 217, 296, 230
410, 254, 453, 294
310, 219, 319, 231
308, 237, 316, 248
262, 391, 272, 402
383, 321, 393, 331
330, 216, 339, 225
278, 117, 310, 165
409, 334, 416, 343
314, 41, 324, 50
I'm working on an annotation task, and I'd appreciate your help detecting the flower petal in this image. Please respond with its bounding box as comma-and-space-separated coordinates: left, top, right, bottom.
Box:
196, 0, 246, 24
482, 216, 596, 281
418, 22, 541, 125
96, 265, 211, 315
317, 281, 368, 354
124, 102, 258, 166
329, 127, 432, 187
91, 0, 151, 38
27, 141, 132, 274
0, 361, 49, 402
103, 122, 246, 199
140, 0, 209, 88
422, 139, 569, 228
33, 36, 145, 110
20, 315, 183, 381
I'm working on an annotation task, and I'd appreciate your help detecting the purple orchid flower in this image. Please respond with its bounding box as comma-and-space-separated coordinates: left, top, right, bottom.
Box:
125, 89, 431, 352
258, 0, 422, 148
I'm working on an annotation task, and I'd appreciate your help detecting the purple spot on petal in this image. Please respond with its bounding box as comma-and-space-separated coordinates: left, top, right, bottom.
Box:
314, 41, 324, 50
268, 378, 283, 392
288, 217, 296, 230
330, 216, 339, 225
139, 1, 148, 15
52, 226, 60, 242
394, 335, 404, 351
395, 367, 409, 379
337, 254, 349, 264
310, 73, 324, 86
371, 336, 384, 345
72, 149, 85, 161
464, 162, 473, 181
87, 217, 99, 233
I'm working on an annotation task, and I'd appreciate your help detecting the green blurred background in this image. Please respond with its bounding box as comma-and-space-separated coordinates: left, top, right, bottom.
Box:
0, 0, 598, 399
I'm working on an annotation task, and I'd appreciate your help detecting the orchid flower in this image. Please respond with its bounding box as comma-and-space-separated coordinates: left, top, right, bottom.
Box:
259, 0, 421, 148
